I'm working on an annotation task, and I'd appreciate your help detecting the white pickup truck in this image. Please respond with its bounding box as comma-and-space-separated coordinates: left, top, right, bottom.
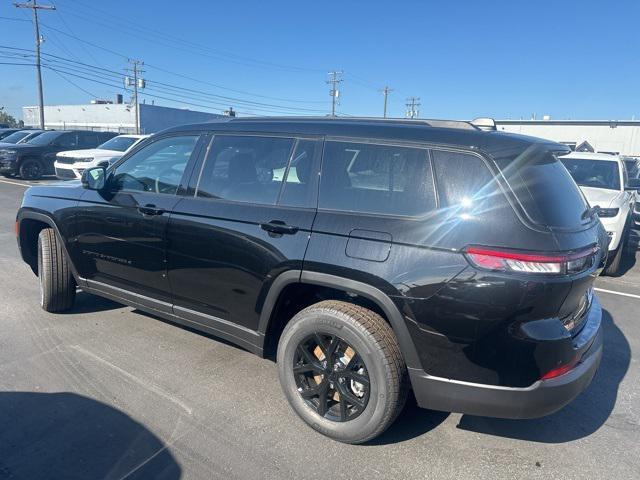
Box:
560, 151, 638, 275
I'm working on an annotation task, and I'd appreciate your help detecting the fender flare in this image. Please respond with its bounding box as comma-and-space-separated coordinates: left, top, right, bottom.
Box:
257, 270, 421, 369
17, 210, 83, 284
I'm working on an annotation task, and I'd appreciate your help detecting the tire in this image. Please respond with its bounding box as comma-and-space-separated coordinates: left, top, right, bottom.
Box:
603, 226, 628, 276
37, 228, 76, 312
19, 158, 43, 180
277, 300, 409, 444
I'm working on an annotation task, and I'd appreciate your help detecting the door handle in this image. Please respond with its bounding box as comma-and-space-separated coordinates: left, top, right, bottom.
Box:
260, 220, 299, 235
138, 204, 165, 216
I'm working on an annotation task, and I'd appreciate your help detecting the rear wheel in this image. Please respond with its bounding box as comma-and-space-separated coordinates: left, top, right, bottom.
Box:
277, 300, 408, 444
37, 228, 76, 312
19, 158, 43, 180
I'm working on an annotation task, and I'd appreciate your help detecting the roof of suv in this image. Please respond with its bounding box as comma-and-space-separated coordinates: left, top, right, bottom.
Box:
561, 151, 621, 162
162, 116, 568, 158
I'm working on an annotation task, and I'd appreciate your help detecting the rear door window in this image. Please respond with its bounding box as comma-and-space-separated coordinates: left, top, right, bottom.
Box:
319, 141, 435, 216
196, 135, 295, 205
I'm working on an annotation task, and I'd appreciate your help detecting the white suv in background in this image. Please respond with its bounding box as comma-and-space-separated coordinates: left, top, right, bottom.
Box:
54, 134, 149, 180
560, 151, 637, 275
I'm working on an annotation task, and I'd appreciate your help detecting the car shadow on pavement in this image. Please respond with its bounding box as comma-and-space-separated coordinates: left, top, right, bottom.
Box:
456, 309, 630, 443
0, 391, 181, 480
365, 393, 450, 445
68, 290, 124, 314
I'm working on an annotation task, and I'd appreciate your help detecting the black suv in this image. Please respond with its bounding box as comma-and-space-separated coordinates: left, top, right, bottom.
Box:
16, 118, 605, 443
1, 130, 116, 179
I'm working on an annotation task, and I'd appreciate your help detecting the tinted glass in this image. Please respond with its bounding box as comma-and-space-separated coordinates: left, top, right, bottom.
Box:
432, 150, 500, 209
278, 139, 320, 208
625, 159, 640, 179
196, 135, 294, 205
320, 141, 434, 216
495, 147, 589, 228
26, 131, 64, 146
0, 131, 31, 144
56, 133, 79, 148
112, 135, 198, 195
560, 158, 620, 190
98, 136, 139, 152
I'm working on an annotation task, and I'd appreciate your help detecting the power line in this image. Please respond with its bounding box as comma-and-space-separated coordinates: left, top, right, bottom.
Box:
54, 0, 325, 74
14, 0, 56, 129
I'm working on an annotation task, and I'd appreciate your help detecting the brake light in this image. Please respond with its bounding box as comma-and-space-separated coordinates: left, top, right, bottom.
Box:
464, 246, 597, 275
541, 359, 578, 380
14, 220, 19, 238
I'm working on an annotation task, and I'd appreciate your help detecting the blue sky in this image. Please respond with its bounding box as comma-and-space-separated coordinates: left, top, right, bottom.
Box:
1, 0, 639, 121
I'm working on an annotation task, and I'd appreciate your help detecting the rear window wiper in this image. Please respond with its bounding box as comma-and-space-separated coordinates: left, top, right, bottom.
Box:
581, 205, 600, 220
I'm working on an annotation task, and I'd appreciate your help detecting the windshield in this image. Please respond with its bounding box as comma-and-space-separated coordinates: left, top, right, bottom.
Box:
0, 131, 31, 144
26, 131, 63, 146
98, 136, 139, 152
560, 158, 621, 190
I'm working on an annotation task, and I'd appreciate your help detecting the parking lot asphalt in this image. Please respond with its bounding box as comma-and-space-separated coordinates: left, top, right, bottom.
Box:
0, 177, 639, 480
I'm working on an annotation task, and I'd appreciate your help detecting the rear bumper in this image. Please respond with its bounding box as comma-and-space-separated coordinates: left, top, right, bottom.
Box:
409, 295, 603, 419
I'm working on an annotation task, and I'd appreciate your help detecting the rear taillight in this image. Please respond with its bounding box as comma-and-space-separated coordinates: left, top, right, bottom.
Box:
464, 246, 598, 275
541, 358, 578, 380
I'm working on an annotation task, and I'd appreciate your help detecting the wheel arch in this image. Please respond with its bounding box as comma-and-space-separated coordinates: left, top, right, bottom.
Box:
17, 210, 81, 282
258, 270, 421, 369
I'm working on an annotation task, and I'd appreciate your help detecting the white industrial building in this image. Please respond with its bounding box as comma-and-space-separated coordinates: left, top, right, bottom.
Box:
496, 119, 640, 157
23, 102, 225, 134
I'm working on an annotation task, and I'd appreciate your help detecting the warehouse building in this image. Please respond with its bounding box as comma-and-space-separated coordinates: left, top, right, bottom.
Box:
496, 119, 640, 157
22, 101, 224, 134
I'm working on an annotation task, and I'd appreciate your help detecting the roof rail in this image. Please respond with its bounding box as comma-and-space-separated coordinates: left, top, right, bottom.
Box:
470, 117, 497, 131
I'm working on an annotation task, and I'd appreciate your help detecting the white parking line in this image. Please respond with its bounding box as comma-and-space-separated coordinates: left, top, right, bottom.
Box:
594, 287, 640, 300
0, 178, 29, 187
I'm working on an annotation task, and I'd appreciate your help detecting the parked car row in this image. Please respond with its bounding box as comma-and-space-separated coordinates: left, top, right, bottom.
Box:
0, 130, 118, 179
54, 134, 149, 179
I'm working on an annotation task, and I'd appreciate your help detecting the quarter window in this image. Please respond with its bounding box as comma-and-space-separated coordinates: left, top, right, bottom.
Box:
431, 150, 496, 208
111, 135, 198, 194
319, 141, 435, 216
196, 135, 295, 205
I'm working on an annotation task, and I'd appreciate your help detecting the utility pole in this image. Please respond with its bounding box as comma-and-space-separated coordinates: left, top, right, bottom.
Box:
380, 85, 393, 118
405, 97, 421, 119
125, 60, 145, 134
326, 70, 343, 117
14, 0, 55, 130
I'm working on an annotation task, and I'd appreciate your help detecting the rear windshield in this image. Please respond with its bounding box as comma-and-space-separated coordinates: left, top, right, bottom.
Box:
495, 145, 590, 229
560, 157, 620, 190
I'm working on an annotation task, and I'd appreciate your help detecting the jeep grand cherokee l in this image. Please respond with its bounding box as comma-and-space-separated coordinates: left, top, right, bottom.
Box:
16, 117, 605, 444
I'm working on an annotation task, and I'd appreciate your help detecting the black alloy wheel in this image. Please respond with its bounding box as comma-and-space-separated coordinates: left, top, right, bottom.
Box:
19, 159, 43, 180
293, 333, 370, 422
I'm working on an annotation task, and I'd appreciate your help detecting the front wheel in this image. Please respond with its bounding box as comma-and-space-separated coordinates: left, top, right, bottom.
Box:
38, 228, 76, 312
277, 300, 408, 444
19, 158, 43, 180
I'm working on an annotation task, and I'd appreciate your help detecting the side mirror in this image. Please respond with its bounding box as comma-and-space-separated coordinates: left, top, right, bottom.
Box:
625, 178, 640, 191
81, 166, 106, 190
